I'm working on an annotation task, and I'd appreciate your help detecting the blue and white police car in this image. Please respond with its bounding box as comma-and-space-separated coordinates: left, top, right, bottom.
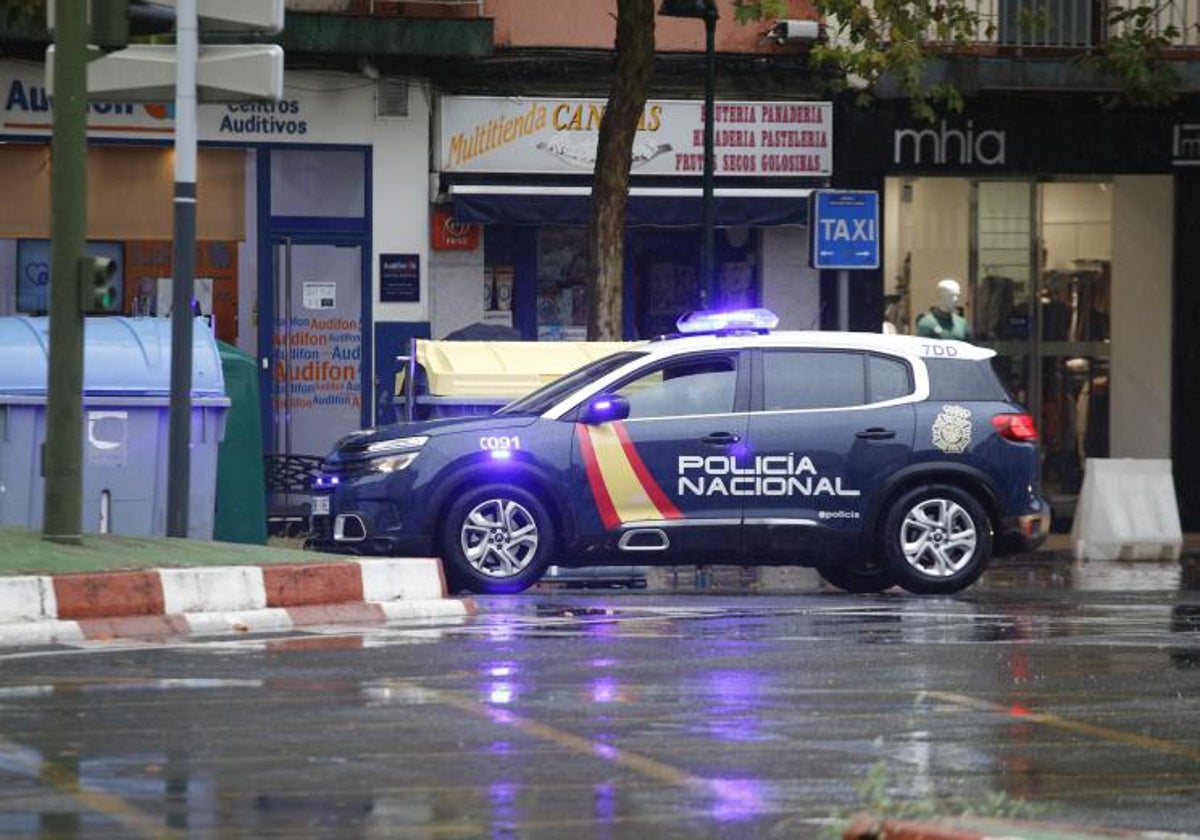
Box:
307, 309, 1050, 595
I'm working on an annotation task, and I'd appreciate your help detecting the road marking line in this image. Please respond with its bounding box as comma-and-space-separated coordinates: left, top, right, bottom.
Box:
379, 678, 703, 789
925, 691, 1200, 763
0, 734, 177, 840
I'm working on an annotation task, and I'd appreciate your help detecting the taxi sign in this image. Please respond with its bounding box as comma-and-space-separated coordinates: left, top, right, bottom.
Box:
809, 189, 880, 270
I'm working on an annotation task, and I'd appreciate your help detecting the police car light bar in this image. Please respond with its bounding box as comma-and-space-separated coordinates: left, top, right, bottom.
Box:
675, 308, 780, 334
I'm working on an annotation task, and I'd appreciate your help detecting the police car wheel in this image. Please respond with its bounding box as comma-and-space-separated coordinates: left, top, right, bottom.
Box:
883, 485, 992, 595
816, 563, 897, 594
441, 484, 555, 594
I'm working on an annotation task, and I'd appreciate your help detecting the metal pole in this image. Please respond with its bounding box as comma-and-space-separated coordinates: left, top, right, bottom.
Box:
283, 239, 292, 458
43, 0, 88, 544
838, 269, 850, 331
167, 0, 198, 537
701, 2, 717, 308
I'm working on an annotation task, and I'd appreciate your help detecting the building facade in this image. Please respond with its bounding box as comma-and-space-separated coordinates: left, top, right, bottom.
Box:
7, 0, 1200, 531
0, 62, 433, 460
831, 96, 1200, 525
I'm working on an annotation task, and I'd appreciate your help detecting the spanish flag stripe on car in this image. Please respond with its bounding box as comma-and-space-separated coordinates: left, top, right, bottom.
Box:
612, 421, 683, 520
576, 422, 681, 527
575, 423, 621, 529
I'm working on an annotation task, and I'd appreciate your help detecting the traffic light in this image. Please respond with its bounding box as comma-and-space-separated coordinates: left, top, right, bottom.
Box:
90, 0, 131, 51
88, 0, 176, 51
47, 0, 177, 50
78, 256, 118, 313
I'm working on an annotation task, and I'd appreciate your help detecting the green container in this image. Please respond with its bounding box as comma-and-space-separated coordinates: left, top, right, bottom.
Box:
213, 341, 267, 545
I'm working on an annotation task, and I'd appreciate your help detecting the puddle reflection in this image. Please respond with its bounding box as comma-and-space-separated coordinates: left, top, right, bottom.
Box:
644, 555, 1200, 594
707, 777, 770, 822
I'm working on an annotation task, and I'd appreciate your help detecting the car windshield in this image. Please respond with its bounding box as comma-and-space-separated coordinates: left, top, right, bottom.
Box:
496, 350, 646, 417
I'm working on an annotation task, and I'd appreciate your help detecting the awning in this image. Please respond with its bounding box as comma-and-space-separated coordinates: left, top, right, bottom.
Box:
448, 185, 811, 227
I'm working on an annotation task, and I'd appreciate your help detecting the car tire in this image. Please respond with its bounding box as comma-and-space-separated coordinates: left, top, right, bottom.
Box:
882, 484, 993, 595
441, 484, 555, 594
816, 563, 897, 594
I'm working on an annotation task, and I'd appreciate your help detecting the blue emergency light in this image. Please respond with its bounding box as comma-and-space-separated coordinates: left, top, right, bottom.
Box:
675, 308, 779, 334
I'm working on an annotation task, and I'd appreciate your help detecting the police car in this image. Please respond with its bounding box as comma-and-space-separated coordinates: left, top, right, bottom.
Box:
307, 309, 1050, 595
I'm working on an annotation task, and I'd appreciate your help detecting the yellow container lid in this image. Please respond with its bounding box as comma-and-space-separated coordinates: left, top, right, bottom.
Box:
415, 340, 639, 398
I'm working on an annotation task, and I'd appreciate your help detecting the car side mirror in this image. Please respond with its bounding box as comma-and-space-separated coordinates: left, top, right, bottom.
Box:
580, 394, 630, 425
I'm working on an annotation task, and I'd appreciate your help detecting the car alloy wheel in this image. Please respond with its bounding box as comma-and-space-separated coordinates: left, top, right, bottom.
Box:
461, 496, 539, 578
902, 498, 976, 577
442, 484, 555, 594
883, 484, 992, 595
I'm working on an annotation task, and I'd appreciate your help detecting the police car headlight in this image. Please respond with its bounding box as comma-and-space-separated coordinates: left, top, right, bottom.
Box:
365, 435, 428, 454
370, 451, 420, 473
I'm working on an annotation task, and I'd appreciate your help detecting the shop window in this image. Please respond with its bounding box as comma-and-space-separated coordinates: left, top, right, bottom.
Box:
270, 148, 366, 218
628, 228, 760, 340
973, 178, 1112, 510
17, 240, 123, 315
0, 145, 245, 240
125, 241, 241, 344
535, 227, 590, 340
889, 175, 1118, 525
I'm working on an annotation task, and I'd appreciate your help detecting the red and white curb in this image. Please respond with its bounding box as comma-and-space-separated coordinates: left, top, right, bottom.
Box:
841, 813, 1193, 839
0, 558, 472, 647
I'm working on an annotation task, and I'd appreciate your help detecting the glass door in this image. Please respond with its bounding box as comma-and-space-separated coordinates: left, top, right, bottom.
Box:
270, 238, 365, 459
971, 180, 1111, 524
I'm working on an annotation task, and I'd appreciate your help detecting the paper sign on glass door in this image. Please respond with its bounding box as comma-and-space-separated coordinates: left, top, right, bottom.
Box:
304, 282, 336, 310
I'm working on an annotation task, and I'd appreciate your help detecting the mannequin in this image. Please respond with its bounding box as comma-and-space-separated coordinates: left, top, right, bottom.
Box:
916, 278, 970, 340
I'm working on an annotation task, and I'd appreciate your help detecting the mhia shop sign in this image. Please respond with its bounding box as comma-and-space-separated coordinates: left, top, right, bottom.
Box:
809, 190, 880, 270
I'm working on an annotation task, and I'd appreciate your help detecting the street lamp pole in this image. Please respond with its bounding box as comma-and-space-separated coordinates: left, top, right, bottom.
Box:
659, 0, 719, 307
701, 1, 716, 307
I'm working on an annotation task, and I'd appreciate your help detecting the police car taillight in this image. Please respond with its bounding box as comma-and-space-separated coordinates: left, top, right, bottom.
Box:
992, 413, 1038, 442
675, 308, 779, 334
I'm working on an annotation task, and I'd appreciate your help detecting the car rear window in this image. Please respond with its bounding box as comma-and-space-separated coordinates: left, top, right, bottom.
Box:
925, 358, 1010, 401
868, 354, 913, 402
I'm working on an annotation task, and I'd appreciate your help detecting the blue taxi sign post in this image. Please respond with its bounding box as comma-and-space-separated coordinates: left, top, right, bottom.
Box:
809, 189, 880, 330
810, 189, 880, 269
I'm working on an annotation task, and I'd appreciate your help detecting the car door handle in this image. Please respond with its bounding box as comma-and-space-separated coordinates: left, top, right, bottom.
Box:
701, 432, 741, 446
856, 427, 896, 440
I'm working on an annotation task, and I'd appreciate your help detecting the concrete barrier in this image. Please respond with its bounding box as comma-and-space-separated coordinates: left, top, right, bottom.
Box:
1071, 458, 1182, 561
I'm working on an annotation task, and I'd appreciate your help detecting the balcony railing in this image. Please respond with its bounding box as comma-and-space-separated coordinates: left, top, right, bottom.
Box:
285, 0, 483, 15
964, 0, 1199, 49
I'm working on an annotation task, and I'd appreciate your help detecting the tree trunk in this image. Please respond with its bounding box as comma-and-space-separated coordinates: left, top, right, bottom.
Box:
587, 0, 655, 341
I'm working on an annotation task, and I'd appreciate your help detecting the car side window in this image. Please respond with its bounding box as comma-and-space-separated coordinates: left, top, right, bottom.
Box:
867, 353, 914, 402
761, 350, 866, 410
615, 354, 738, 419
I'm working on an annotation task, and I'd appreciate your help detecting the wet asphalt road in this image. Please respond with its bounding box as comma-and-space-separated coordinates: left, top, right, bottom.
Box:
1, 555, 1200, 839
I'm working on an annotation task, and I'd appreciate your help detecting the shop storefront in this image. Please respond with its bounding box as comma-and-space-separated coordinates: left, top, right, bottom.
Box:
430, 96, 831, 341
0, 62, 433, 460
836, 98, 1199, 527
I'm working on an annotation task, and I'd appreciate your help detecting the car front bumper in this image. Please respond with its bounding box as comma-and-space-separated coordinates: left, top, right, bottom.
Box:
306, 504, 435, 558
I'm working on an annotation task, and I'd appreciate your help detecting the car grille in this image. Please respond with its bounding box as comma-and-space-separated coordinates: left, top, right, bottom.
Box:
318, 459, 375, 482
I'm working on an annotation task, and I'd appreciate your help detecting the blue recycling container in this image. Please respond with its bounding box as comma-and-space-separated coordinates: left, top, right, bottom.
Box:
0, 316, 230, 539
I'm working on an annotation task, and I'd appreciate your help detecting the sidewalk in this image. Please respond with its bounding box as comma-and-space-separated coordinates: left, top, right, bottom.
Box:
3, 527, 1196, 648
0, 526, 471, 646
1036, 531, 1200, 560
